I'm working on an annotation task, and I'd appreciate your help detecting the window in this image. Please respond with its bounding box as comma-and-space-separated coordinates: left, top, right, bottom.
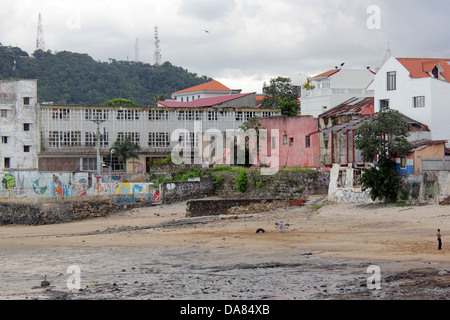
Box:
23, 97, 30, 105
82, 158, 97, 172
1, 136, 8, 144
380, 99, 390, 110
0, 110, 7, 118
289, 137, 294, 147
117, 110, 140, 120
400, 157, 407, 168
23, 146, 30, 153
271, 136, 277, 150
52, 109, 70, 120
148, 132, 171, 148
207, 111, 218, 121
85, 132, 109, 147
235, 112, 243, 121
4, 158, 10, 169
413, 96, 425, 108
117, 132, 140, 145
387, 71, 396, 91
305, 135, 311, 148
283, 135, 288, 145
149, 110, 169, 121
23, 123, 31, 132
244, 112, 255, 121
85, 109, 109, 121
48, 131, 81, 147
322, 106, 328, 111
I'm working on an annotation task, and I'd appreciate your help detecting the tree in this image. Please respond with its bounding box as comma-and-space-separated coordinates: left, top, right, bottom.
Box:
302, 77, 316, 91
355, 109, 412, 162
105, 98, 135, 106
110, 137, 141, 170
262, 76, 300, 116
354, 109, 413, 203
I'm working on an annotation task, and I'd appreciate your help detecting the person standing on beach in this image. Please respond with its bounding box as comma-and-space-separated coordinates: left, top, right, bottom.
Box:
436, 229, 442, 250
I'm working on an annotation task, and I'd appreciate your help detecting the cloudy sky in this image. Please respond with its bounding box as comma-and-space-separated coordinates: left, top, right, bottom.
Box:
1, 0, 449, 93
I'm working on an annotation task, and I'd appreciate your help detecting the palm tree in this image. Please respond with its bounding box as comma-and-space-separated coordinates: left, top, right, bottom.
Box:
110, 137, 141, 171
302, 77, 316, 91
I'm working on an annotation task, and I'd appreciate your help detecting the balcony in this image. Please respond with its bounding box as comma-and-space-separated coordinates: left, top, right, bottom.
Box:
302, 88, 374, 98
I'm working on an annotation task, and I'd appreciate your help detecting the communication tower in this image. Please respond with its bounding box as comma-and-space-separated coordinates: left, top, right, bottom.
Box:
154, 26, 162, 66
36, 13, 45, 50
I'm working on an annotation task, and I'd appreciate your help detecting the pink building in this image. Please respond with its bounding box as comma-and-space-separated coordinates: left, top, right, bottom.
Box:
258, 116, 320, 168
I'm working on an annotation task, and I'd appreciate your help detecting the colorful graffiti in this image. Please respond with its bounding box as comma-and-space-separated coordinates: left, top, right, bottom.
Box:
0, 171, 156, 200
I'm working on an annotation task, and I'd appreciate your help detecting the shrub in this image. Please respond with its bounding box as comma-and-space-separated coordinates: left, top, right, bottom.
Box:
235, 171, 247, 193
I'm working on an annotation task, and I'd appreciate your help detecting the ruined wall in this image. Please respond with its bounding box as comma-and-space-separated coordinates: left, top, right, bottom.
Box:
160, 178, 214, 204
0, 195, 153, 226
328, 164, 373, 203
213, 170, 329, 199
186, 198, 306, 218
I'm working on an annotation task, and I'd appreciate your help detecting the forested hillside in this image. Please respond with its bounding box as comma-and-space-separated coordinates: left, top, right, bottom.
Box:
0, 45, 212, 105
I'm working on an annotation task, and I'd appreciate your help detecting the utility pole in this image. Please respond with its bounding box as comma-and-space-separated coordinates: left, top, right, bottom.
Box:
90, 117, 106, 176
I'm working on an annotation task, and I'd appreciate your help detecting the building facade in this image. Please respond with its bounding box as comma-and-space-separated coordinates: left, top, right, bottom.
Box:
370, 56, 450, 147
0, 79, 39, 172
301, 68, 375, 118
258, 116, 320, 168
38, 103, 281, 174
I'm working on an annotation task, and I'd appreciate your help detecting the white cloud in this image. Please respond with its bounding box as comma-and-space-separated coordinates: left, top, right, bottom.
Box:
1, 0, 449, 93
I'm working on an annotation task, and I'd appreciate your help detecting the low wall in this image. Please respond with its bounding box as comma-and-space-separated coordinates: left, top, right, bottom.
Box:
186, 198, 306, 218
160, 178, 214, 204
0, 195, 154, 226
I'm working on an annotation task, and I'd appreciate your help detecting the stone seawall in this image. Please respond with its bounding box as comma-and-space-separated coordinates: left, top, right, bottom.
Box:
186, 198, 306, 218
0, 195, 153, 226
160, 178, 215, 204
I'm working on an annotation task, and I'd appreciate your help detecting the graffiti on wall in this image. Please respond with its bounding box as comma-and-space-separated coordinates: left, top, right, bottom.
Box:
0, 171, 156, 200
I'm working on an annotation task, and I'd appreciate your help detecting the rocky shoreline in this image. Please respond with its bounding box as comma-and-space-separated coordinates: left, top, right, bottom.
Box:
1, 246, 448, 300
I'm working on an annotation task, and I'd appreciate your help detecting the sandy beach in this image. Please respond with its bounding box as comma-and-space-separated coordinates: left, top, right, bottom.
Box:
0, 199, 449, 300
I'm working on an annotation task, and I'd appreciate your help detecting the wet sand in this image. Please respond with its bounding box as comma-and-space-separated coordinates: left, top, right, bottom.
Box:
0, 200, 449, 300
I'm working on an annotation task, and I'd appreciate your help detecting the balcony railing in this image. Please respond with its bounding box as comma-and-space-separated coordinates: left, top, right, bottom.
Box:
302, 88, 374, 98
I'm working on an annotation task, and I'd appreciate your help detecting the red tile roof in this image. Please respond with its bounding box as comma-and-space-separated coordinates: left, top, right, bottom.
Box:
396, 58, 450, 82
158, 92, 255, 108
319, 97, 374, 118
173, 80, 232, 94
313, 69, 341, 79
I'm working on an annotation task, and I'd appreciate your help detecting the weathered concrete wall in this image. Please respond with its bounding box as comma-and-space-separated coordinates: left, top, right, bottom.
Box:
0, 195, 153, 226
0, 171, 156, 199
328, 164, 373, 203
160, 178, 215, 204
213, 170, 329, 199
186, 198, 306, 218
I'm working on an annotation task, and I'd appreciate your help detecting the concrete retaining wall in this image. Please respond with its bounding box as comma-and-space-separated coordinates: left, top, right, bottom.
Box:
186, 198, 306, 218
0, 195, 153, 226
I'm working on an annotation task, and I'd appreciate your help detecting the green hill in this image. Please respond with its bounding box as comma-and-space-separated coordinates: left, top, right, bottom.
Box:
0, 45, 212, 105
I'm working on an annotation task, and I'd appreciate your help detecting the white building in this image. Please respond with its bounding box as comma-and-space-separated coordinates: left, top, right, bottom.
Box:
370, 56, 450, 146
38, 93, 280, 173
0, 79, 39, 172
301, 68, 375, 118
169, 80, 241, 102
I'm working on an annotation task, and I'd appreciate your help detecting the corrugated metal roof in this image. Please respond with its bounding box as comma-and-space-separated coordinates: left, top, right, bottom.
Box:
319, 97, 374, 118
